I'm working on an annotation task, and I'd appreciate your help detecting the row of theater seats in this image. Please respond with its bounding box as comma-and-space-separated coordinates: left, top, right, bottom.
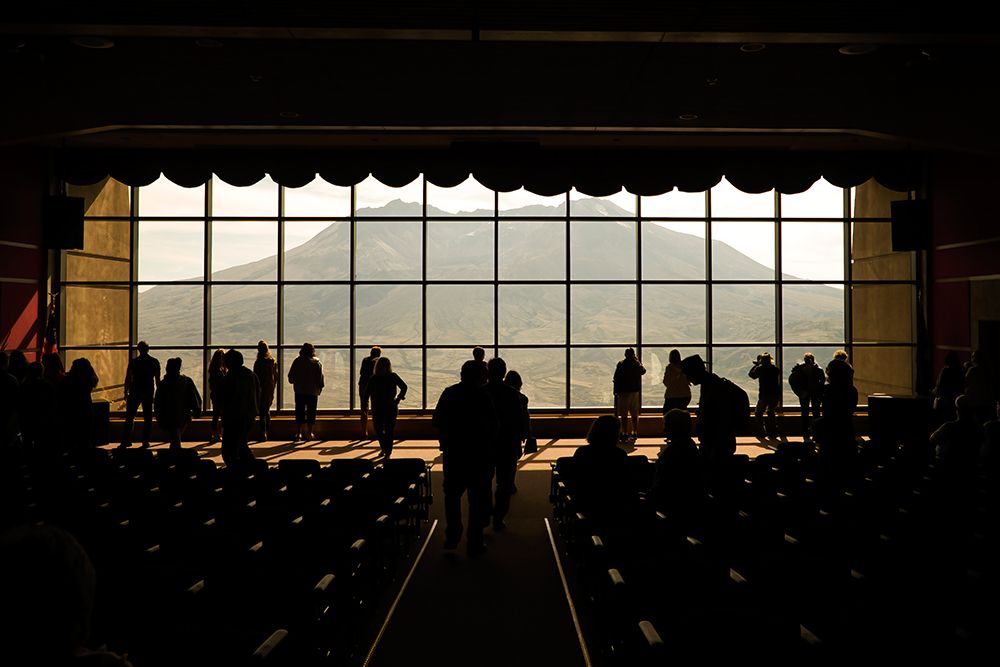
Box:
0, 448, 433, 666
550, 444, 999, 664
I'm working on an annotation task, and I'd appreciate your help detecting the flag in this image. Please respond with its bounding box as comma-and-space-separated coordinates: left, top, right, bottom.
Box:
42, 294, 58, 355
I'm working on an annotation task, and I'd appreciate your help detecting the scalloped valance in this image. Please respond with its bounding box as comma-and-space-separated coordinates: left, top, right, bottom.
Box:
60, 148, 916, 195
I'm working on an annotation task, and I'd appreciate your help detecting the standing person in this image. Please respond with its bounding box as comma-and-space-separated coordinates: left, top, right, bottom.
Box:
154, 357, 202, 450
930, 394, 984, 476
41, 352, 65, 386
253, 340, 278, 441
471, 346, 489, 385
964, 350, 993, 424
358, 346, 381, 439
288, 342, 324, 442
680, 354, 747, 465
484, 357, 528, 531
218, 349, 259, 469
748, 352, 781, 439
822, 356, 859, 441
832, 349, 855, 380
433, 360, 497, 556
119, 341, 161, 449
17, 362, 56, 450
662, 348, 692, 428
362, 357, 407, 458
932, 351, 965, 424
6, 350, 28, 385
504, 370, 535, 458
56, 357, 99, 450
207, 349, 227, 443
789, 353, 826, 439
613, 347, 646, 444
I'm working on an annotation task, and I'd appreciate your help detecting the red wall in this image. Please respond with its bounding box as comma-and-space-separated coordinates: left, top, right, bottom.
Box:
0, 149, 47, 358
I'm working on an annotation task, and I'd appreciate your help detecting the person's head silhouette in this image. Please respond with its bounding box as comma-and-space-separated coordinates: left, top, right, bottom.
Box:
136, 340, 149, 355
460, 359, 482, 384
472, 346, 485, 362
223, 348, 244, 370
664, 408, 692, 441
680, 354, 708, 385
487, 357, 507, 383
165, 357, 182, 375
586, 415, 621, 448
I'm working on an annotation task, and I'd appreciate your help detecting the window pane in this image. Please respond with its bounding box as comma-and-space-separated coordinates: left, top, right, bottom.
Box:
283, 179, 351, 218
351, 347, 422, 409
570, 221, 636, 280
355, 285, 422, 345
852, 346, 914, 402
65, 348, 129, 407
782, 284, 845, 344
149, 349, 205, 405
498, 285, 565, 345
712, 178, 774, 218
211, 285, 276, 346
571, 285, 636, 345
280, 349, 350, 410
138, 286, 203, 346
139, 176, 204, 217
569, 189, 636, 216
501, 347, 567, 409
712, 285, 775, 344
781, 222, 844, 281
498, 189, 565, 216
212, 221, 277, 280
212, 176, 278, 217
711, 346, 776, 400
498, 220, 566, 280
427, 177, 494, 216
643, 346, 705, 408
641, 190, 706, 218
852, 284, 914, 344
63, 286, 130, 347
356, 175, 422, 215
426, 348, 472, 410
781, 179, 843, 219
426, 221, 494, 280
138, 221, 204, 281
284, 285, 350, 345
782, 346, 842, 405
426, 285, 493, 345
285, 221, 349, 280
67, 220, 131, 282
642, 285, 706, 344
570, 348, 620, 408
642, 221, 705, 280
711, 221, 775, 280
356, 221, 422, 280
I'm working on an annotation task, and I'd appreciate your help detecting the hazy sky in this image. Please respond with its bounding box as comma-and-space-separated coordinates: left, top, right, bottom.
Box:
135, 174, 848, 289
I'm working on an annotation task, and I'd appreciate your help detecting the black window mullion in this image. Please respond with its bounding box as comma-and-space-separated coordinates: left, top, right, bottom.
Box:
349, 184, 357, 412
277, 185, 285, 412
204, 178, 213, 409
565, 191, 572, 409
705, 189, 713, 375
421, 176, 428, 410
844, 187, 853, 363
775, 190, 783, 406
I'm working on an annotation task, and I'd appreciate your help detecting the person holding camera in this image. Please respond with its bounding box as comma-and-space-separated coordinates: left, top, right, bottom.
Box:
749, 352, 781, 439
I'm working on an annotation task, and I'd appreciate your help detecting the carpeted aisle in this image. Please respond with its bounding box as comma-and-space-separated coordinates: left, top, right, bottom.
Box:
366, 469, 586, 667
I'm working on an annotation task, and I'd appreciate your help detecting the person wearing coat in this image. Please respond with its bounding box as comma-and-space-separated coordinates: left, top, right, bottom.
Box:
154, 357, 202, 450
253, 340, 279, 441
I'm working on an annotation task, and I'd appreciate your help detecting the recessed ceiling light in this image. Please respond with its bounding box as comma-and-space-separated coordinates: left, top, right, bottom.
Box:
678, 113, 699, 121
838, 44, 878, 56
71, 36, 114, 49
279, 111, 300, 119
740, 43, 765, 53
195, 38, 223, 48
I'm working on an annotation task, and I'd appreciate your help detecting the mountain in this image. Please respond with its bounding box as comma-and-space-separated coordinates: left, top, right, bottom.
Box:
138, 198, 844, 407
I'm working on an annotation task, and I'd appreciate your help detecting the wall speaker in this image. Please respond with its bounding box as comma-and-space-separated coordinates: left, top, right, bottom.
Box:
42, 195, 85, 249
890, 199, 930, 251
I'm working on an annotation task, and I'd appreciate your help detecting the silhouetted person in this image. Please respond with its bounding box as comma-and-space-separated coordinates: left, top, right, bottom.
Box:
964, 350, 993, 423
932, 351, 965, 424
6, 349, 28, 384
17, 362, 55, 450
253, 340, 278, 441
821, 357, 858, 442
288, 342, 324, 441
0, 524, 133, 666
680, 354, 741, 464
484, 357, 528, 531
57, 357, 99, 450
0, 352, 18, 448
358, 345, 381, 438
649, 408, 703, 526
433, 360, 497, 556
789, 352, 825, 438
218, 349, 259, 469
154, 357, 202, 450
505, 369, 534, 458
207, 348, 226, 443
749, 352, 780, 439
662, 348, 692, 423
42, 351, 66, 386
614, 347, 646, 443
119, 341, 160, 449
471, 346, 489, 385
362, 357, 407, 457
930, 394, 984, 476
571, 415, 630, 522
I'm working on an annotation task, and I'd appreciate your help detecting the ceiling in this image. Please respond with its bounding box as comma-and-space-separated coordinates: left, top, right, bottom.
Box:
3, 2, 998, 155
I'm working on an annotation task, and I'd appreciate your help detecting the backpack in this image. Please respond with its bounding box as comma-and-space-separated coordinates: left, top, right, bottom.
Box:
721, 377, 751, 429
788, 363, 807, 397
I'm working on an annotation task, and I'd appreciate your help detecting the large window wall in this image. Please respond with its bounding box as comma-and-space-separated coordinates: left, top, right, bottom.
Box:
61, 175, 916, 411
